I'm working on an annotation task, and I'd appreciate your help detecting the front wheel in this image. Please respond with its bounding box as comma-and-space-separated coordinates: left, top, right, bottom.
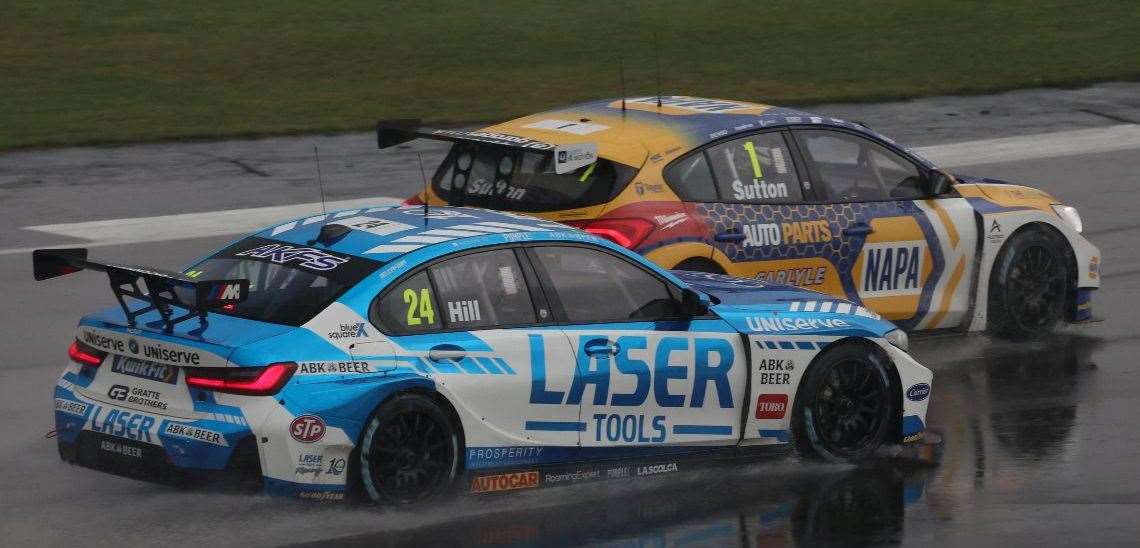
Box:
359, 394, 460, 505
792, 344, 896, 463
987, 229, 1069, 340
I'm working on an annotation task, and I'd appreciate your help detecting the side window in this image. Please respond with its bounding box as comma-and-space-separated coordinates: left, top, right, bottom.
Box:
374, 271, 441, 334
663, 152, 718, 202
528, 246, 681, 323
795, 129, 926, 202
429, 249, 536, 329
707, 132, 801, 203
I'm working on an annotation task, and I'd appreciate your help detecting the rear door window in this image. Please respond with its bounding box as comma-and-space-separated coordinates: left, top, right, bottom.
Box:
706, 132, 802, 203
433, 143, 636, 212
429, 249, 537, 329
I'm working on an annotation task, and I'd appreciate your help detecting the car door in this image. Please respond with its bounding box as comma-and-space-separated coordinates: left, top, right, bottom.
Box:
371, 247, 581, 468
523, 243, 747, 450
790, 128, 976, 327
667, 132, 846, 297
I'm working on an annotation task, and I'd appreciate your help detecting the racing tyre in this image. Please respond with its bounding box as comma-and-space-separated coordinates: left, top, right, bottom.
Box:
792, 343, 896, 463
673, 258, 725, 274
359, 394, 460, 504
987, 229, 1069, 340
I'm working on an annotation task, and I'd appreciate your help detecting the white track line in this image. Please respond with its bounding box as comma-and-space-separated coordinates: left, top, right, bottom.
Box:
1, 197, 400, 256
915, 124, 1140, 167
4, 124, 1139, 256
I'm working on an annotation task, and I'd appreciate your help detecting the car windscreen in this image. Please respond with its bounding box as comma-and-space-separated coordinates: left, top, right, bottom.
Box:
431, 142, 636, 212
180, 237, 380, 326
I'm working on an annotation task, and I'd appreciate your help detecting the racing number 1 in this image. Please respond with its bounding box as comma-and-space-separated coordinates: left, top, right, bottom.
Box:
743, 141, 764, 179
403, 288, 436, 326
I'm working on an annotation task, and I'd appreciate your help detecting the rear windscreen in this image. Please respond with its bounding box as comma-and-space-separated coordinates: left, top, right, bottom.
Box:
181, 237, 379, 326
432, 142, 637, 212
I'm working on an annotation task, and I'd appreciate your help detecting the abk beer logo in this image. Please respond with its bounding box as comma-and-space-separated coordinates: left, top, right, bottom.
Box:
290, 415, 327, 443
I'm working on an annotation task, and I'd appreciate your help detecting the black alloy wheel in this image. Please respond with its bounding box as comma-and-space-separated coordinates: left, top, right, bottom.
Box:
793, 344, 896, 462
988, 229, 1069, 340
359, 394, 460, 504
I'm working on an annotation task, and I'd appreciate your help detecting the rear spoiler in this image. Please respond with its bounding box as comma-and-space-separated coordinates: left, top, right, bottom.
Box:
33, 248, 249, 333
376, 119, 598, 174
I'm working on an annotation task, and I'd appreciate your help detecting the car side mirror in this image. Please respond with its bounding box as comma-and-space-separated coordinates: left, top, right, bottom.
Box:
927, 170, 954, 196
680, 288, 710, 317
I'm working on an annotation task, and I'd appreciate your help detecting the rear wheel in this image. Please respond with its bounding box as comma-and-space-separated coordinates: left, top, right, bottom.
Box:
987, 229, 1069, 340
793, 344, 896, 463
359, 394, 460, 504
673, 257, 725, 274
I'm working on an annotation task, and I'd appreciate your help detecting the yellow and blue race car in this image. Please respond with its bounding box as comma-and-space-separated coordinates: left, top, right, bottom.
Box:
385, 96, 1101, 339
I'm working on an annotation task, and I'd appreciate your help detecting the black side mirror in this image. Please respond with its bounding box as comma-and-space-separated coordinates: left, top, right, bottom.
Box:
927, 170, 954, 196
680, 288, 710, 317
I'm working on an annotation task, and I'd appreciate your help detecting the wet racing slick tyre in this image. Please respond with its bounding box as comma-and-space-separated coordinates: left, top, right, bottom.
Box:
987, 228, 1070, 341
673, 258, 725, 274
359, 393, 461, 505
792, 343, 897, 463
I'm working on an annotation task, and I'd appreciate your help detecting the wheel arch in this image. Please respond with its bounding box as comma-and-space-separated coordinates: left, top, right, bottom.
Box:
988, 221, 1078, 321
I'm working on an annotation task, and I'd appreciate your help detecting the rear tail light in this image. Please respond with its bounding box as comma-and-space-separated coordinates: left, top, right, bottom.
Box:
185, 362, 297, 396
68, 340, 107, 367
564, 218, 655, 249
402, 194, 425, 206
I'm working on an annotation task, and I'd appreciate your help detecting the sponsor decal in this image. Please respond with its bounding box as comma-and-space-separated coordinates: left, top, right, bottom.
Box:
987, 219, 1004, 244
470, 470, 540, 494
127, 339, 139, 354
629, 96, 754, 113
607, 466, 631, 479
298, 491, 345, 501
635, 182, 665, 195
755, 394, 788, 419
107, 384, 129, 401
112, 356, 178, 384
297, 361, 375, 375
447, 300, 482, 323
636, 462, 679, 476
80, 330, 125, 353
757, 359, 794, 385
591, 413, 667, 443
83, 330, 204, 366
326, 457, 347, 476
88, 405, 157, 442
328, 322, 369, 340
290, 415, 327, 443
331, 216, 416, 237
236, 243, 348, 271
120, 387, 168, 411
860, 240, 925, 297
906, 383, 931, 402
554, 143, 598, 174
654, 213, 688, 230
467, 446, 545, 467
529, 335, 735, 409
746, 316, 850, 332
209, 282, 244, 301
398, 208, 476, 219
522, 119, 609, 135
430, 129, 553, 150
99, 439, 143, 459
732, 179, 787, 201
544, 469, 602, 485
755, 267, 828, 287
742, 220, 832, 247
295, 453, 323, 476
54, 398, 89, 417
1089, 256, 1100, 279
163, 422, 227, 446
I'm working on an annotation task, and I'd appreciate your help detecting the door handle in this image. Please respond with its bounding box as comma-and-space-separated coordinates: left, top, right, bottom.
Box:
715, 229, 746, 243
584, 339, 620, 356
428, 346, 467, 362
843, 223, 874, 237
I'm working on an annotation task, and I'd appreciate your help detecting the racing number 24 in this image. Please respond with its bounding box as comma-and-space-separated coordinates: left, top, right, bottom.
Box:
403, 288, 436, 326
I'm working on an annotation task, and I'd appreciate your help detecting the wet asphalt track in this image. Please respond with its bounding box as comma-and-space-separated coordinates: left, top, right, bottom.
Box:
1, 86, 1139, 546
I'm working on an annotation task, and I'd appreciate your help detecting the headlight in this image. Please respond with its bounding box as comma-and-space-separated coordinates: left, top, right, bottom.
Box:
1051, 204, 1083, 233
884, 329, 909, 351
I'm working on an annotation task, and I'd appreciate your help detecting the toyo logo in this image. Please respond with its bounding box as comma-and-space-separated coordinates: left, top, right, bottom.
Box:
290, 415, 326, 443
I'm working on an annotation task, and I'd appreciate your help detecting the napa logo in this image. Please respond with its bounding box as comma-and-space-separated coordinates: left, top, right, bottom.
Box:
860, 240, 925, 297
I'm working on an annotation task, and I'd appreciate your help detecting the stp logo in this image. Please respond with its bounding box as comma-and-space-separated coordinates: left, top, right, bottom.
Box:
755, 394, 788, 419
290, 415, 326, 443
108, 384, 130, 401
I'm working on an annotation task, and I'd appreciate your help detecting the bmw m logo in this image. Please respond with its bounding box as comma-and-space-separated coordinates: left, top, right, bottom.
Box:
128, 339, 139, 354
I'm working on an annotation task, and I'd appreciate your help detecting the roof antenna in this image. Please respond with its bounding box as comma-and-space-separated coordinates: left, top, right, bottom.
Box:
618, 56, 627, 119
654, 32, 663, 108
416, 152, 430, 226
313, 145, 327, 215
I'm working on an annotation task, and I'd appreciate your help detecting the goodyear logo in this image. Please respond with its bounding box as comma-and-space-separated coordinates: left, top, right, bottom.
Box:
860, 241, 925, 297
470, 470, 540, 494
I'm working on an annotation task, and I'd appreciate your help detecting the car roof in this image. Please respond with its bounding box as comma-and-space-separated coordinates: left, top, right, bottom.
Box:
254, 205, 579, 260
479, 95, 906, 168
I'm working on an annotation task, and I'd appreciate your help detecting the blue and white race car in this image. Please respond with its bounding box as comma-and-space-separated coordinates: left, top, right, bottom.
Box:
40, 205, 932, 503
